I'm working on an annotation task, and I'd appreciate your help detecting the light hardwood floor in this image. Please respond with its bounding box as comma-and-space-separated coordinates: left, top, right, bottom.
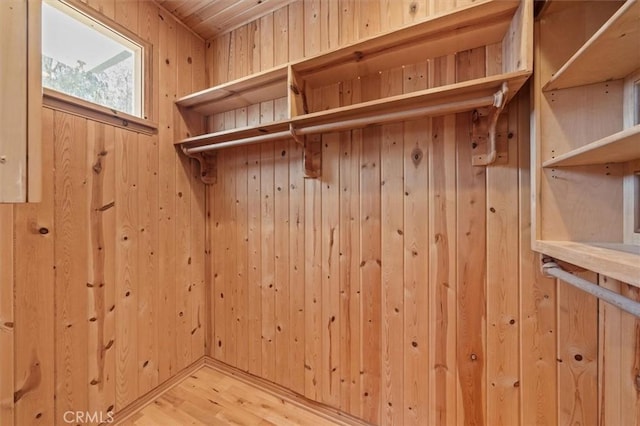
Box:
119, 366, 345, 425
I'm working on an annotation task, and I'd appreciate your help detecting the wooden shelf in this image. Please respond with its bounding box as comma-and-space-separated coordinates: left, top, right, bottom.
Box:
543, 125, 640, 167
176, 120, 290, 149
536, 240, 640, 287
176, 64, 289, 115
176, 71, 530, 150
543, 0, 640, 92
293, 71, 529, 127
292, 0, 520, 88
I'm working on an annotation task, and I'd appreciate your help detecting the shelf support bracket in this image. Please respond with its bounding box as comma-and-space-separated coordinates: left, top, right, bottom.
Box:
303, 134, 322, 178
472, 82, 508, 166
182, 147, 217, 184
291, 124, 321, 178
289, 123, 303, 145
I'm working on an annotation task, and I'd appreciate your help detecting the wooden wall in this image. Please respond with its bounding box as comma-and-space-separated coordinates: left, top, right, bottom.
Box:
1, 1, 639, 426
204, 1, 640, 425
0, 1, 206, 425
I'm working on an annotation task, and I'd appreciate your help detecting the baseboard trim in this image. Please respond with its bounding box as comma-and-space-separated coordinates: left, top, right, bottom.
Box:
203, 356, 371, 426
111, 357, 206, 425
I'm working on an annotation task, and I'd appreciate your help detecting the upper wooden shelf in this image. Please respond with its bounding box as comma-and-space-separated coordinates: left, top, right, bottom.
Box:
292, 0, 520, 88
536, 240, 640, 287
543, 0, 640, 92
543, 124, 640, 167
293, 71, 529, 127
176, 65, 289, 115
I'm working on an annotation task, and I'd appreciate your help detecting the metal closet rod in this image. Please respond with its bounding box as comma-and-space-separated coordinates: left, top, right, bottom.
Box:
542, 260, 640, 318
184, 93, 498, 155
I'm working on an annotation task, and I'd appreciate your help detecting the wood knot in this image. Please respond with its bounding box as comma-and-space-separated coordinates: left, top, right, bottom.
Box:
38, 227, 49, 235
411, 147, 423, 166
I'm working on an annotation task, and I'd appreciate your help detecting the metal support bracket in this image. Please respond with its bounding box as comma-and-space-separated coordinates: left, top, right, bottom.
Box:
182, 147, 217, 184
472, 82, 508, 166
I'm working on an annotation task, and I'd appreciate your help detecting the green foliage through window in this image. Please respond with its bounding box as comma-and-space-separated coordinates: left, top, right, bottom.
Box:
43, 55, 134, 114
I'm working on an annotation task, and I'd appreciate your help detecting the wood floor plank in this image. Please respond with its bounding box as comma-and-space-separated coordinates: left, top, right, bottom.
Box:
127, 366, 346, 426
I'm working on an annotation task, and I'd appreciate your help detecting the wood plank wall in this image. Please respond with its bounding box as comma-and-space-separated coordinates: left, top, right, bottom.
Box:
0, 1, 206, 425
204, 1, 640, 425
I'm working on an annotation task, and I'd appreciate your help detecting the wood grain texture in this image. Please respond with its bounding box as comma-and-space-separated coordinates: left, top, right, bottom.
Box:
557, 272, 598, 426
455, 48, 487, 426
0, 205, 14, 426
202, 2, 570, 426
122, 364, 358, 426
114, 128, 139, 410
429, 113, 458, 426
13, 107, 56, 425
0, 0, 28, 202
402, 64, 430, 426
380, 68, 405, 426
517, 82, 558, 426
5, 2, 207, 425
5, 2, 640, 426
54, 112, 89, 420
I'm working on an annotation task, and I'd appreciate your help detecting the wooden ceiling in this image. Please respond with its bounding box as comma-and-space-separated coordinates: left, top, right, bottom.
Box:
157, 0, 295, 40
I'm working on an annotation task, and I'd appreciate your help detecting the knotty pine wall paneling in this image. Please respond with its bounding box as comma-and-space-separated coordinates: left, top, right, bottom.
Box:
205, 1, 640, 425
0, 2, 207, 425
0, 204, 14, 426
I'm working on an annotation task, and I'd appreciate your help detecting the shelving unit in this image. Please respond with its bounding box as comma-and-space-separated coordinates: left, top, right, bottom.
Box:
534, 0, 640, 286
180, 72, 530, 151
175, 0, 533, 182
543, 0, 640, 92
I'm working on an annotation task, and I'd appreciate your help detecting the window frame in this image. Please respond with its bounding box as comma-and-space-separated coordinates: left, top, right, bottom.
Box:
41, 0, 156, 134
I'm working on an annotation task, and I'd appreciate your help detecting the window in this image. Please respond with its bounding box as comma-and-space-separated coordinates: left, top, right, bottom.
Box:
42, 0, 144, 118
